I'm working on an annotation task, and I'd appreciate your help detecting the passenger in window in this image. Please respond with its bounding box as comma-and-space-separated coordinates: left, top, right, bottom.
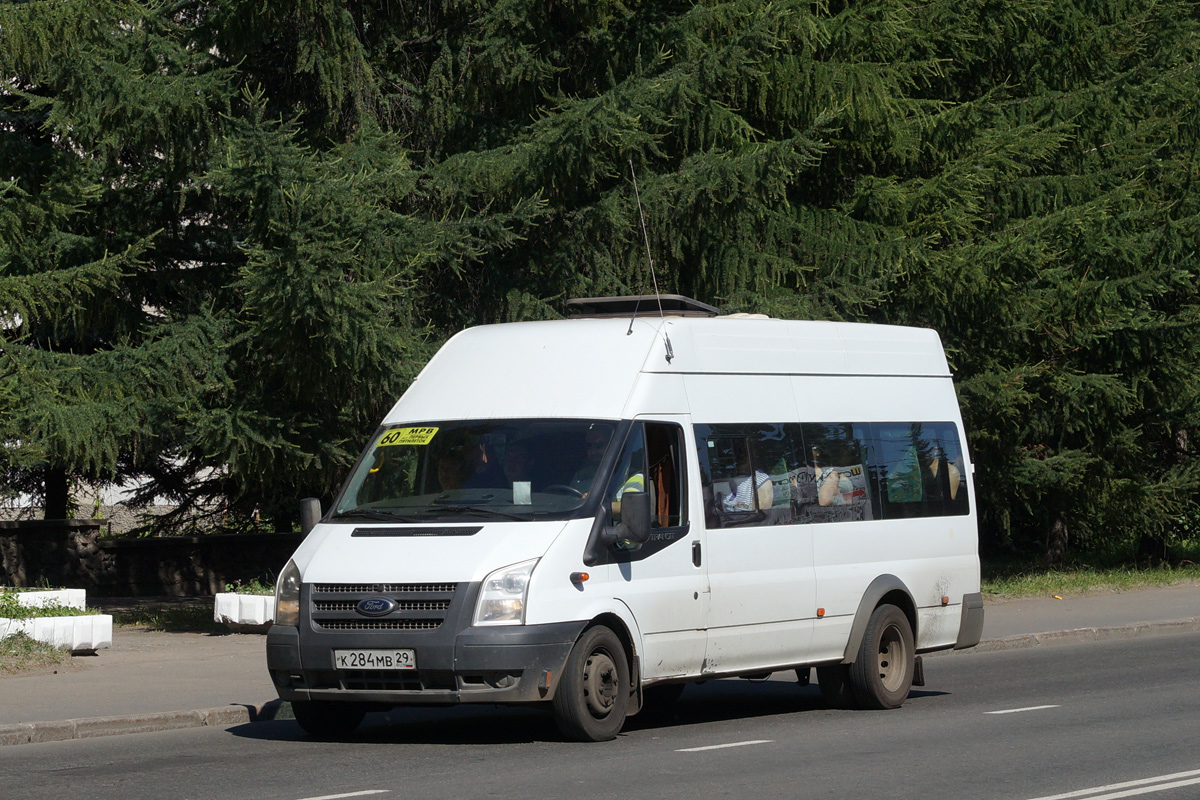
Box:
926, 444, 961, 501
812, 445, 871, 520
813, 446, 853, 506
722, 469, 773, 512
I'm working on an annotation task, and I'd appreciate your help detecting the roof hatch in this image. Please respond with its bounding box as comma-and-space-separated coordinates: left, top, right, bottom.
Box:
566, 294, 719, 319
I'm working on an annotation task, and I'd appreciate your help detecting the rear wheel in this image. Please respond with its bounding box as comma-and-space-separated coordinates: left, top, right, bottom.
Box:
848, 604, 915, 710
553, 625, 630, 741
291, 700, 367, 738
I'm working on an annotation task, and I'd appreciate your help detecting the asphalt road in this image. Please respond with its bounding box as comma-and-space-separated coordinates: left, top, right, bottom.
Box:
5, 632, 1200, 800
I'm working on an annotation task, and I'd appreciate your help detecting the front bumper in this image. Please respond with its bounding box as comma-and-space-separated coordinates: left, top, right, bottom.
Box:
266, 581, 585, 706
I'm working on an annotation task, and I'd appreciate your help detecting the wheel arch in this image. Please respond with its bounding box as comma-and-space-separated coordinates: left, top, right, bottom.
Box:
841, 575, 917, 664
587, 612, 638, 673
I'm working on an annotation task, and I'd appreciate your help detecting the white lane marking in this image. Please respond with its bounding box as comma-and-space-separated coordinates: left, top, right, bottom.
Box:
676, 739, 773, 752
1025, 768, 1200, 800
295, 792, 391, 800
985, 704, 1061, 715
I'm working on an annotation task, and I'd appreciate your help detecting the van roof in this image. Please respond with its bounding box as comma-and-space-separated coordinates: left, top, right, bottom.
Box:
384, 315, 951, 424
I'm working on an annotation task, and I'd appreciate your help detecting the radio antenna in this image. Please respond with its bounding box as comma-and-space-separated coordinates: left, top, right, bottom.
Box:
628, 160, 674, 362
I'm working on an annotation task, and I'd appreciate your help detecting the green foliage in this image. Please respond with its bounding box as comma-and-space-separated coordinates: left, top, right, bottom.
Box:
982, 564, 1200, 599
2, 0, 1199, 561
224, 577, 275, 596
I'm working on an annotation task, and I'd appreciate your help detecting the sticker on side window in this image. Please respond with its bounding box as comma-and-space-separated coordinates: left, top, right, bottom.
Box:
376, 427, 439, 447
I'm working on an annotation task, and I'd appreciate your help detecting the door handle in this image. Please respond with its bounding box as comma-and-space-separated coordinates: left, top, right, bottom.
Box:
692, 541, 702, 567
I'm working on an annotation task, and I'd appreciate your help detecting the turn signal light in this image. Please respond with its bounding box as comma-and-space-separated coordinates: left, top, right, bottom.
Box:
570, 572, 589, 583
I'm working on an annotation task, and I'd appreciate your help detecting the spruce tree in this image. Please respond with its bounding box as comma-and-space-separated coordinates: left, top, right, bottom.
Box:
0, 0, 230, 519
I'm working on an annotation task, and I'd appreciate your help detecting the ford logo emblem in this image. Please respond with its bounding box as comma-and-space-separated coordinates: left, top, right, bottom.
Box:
355, 597, 396, 617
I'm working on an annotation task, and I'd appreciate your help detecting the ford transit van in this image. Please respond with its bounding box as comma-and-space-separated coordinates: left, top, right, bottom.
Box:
267, 295, 983, 741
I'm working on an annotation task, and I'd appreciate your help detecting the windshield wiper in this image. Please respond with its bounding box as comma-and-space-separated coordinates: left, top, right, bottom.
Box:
329, 509, 423, 524
423, 504, 536, 522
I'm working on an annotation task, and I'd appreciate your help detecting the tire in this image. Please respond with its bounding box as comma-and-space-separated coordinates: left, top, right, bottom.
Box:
847, 604, 915, 710
816, 664, 857, 709
553, 625, 630, 742
291, 700, 367, 738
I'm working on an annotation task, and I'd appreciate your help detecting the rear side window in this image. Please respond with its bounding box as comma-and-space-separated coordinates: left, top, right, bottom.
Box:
872, 422, 968, 519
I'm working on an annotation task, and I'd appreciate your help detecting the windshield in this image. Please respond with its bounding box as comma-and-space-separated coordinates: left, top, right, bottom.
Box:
332, 419, 618, 523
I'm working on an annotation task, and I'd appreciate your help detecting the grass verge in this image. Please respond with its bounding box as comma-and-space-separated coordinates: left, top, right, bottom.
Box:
982, 563, 1200, 599
0, 632, 71, 675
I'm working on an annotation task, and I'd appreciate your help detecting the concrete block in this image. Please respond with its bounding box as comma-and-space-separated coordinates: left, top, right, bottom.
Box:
2, 588, 87, 610
0, 614, 113, 652
214, 593, 274, 630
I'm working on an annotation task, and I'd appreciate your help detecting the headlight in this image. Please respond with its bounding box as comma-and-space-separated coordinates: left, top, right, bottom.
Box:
275, 560, 302, 628
473, 559, 538, 626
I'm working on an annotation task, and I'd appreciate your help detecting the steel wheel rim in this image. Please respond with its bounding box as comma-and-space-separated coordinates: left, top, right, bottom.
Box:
877, 623, 908, 693
582, 650, 619, 718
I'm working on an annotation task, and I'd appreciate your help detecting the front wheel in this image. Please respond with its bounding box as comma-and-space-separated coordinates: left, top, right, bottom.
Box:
291, 700, 367, 738
553, 625, 630, 741
848, 604, 915, 710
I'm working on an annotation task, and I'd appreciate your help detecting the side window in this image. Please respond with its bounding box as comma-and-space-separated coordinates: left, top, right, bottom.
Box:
872, 422, 969, 518
797, 423, 874, 523
696, 424, 800, 528
926, 424, 969, 516
606, 422, 687, 528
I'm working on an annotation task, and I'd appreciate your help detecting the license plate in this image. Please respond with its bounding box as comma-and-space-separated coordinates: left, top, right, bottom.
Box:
333, 649, 416, 670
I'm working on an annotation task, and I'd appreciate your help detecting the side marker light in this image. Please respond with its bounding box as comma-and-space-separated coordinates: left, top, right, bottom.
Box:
570, 572, 589, 584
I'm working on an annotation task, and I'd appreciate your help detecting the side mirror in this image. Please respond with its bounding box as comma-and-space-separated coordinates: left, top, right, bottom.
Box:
614, 491, 652, 550
300, 497, 323, 536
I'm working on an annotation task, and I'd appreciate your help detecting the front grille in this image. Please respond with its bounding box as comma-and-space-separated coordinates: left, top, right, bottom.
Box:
313, 600, 451, 613
307, 582, 460, 633
317, 619, 442, 631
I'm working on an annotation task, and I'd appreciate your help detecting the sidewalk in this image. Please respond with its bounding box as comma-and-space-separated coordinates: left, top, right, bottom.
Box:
1, 582, 1198, 746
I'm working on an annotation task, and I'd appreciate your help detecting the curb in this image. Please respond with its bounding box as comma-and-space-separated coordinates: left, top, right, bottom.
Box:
0, 700, 293, 748
933, 616, 1200, 656
3, 617, 1198, 747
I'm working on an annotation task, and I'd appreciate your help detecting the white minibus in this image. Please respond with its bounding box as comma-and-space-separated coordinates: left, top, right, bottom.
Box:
268, 295, 983, 741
